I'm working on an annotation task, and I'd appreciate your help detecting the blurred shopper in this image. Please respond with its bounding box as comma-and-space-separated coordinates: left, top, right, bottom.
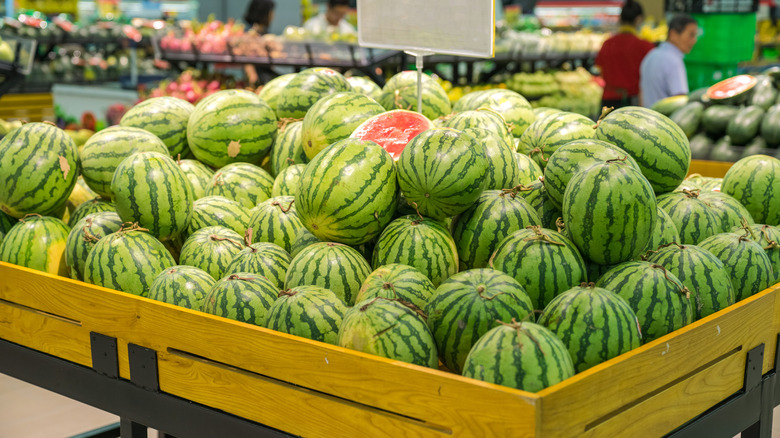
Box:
595, 0, 654, 109
243, 0, 275, 85
640, 14, 699, 108
303, 0, 356, 36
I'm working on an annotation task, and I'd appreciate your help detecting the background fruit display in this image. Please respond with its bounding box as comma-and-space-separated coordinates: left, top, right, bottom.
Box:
0, 66, 777, 397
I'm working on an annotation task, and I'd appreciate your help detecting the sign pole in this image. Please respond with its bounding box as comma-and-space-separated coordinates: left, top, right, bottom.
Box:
416, 53, 424, 114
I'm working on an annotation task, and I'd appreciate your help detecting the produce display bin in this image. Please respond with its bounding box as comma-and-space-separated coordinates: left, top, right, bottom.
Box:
688, 159, 734, 178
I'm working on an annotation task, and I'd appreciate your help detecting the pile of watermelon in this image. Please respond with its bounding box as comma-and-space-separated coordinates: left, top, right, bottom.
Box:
654, 73, 780, 162
0, 67, 778, 395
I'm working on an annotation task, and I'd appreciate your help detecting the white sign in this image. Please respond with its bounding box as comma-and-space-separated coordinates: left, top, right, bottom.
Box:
357, 0, 495, 58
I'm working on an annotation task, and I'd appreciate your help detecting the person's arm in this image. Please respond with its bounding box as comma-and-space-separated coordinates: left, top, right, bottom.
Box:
245, 64, 259, 86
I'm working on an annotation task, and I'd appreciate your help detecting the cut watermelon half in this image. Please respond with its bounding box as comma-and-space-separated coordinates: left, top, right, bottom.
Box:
706, 75, 757, 105
350, 109, 432, 160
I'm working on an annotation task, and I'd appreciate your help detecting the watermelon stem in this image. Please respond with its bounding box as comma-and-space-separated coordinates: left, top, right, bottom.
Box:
579, 282, 597, 288
209, 234, 244, 250
681, 189, 701, 199
19, 213, 42, 223
244, 228, 253, 246
606, 156, 628, 165
497, 318, 545, 352
739, 218, 758, 241
555, 218, 565, 233
501, 184, 533, 198
279, 289, 298, 297
761, 225, 779, 250
272, 199, 295, 213
524, 226, 565, 246
528, 148, 548, 164
408, 201, 424, 222
81, 217, 101, 243
593, 106, 615, 130
650, 264, 691, 299
118, 222, 149, 233
227, 274, 254, 281
641, 241, 687, 261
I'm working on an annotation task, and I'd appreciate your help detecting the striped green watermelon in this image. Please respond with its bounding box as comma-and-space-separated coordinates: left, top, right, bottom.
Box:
248, 196, 306, 254
0, 122, 80, 218
111, 151, 194, 241
271, 164, 305, 197
452, 189, 541, 270
439, 109, 513, 144
699, 233, 774, 301
538, 283, 642, 372
257, 73, 297, 115
379, 71, 451, 121
514, 153, 543, 186
452, 89, 535, 138
699, 191, 755, 233
290, 228, 322, 258
721, 155, 780, 225
738, 224, 780, 283
202, 273, 277, 325
179, 226, 244, 280
642, 207, 681, 254
264, 285, 347, 344
355, 263, 435, 310
462, 320, 574, 392
188, 196, 251, 237
425, 269, 534, 373
646, 243, 736, 319
67, 197, 114, 228
397, 128, 487, 219
297, 138, 397, 245
347, 76, 382, 101
0, 211, 14, 245
301, 91, 384, 160
65, 212, 123, 280
518, 112, 595, 167
0, 215, 70, 276
349, 109, 433, 161
517, 178, 562, 230
148, 265, 216, 310
563, 160, 657, 265
285, 242, 371, 306
80, 126, 168, 199
224, 241, 291, 290
276, 68, 352, 119
460, 127, 520, 190
83, 228, 175, 296
656, 190, 719, 244
270, 120, 307, 177
338, 297, 438, 368
543, 139, 640, 210
594, 107, 691, 194
489, 227, 586, 310
372, 215, 458, 287
533, 107, 561, 119
206, 162, 274, 209
188, 89, 278, 168
596, 261, 694, 342
120, 96, 194, 158
177, 159, 215, 200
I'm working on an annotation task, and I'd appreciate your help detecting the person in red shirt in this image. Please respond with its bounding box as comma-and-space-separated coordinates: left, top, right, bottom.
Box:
595, 0, 655, 109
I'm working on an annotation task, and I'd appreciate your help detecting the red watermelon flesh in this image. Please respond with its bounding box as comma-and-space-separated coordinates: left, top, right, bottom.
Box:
350, 109, 432, 160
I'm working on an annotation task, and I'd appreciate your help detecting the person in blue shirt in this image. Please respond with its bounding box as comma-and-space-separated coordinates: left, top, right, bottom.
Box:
640, 15, 699, 108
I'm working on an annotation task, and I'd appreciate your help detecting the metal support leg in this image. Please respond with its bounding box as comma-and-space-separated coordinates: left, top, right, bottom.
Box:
120, 419, 147, 438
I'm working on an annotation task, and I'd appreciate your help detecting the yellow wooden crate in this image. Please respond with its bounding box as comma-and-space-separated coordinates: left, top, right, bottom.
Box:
0, 93, 54, 122
0, 261, 777, 437
688, 159, 733, 178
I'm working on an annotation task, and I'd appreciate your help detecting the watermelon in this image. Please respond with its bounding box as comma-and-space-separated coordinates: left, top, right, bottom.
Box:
656, 190, 719, 244
297, 138, 397, 245
271, 163, 305, 197
111, 151, 194, 241
338, 297, 438, 368
710, 136, 741, 163
699, 233, 774, 301
372, 215, 458, 287
646, 243, 736, 319
452, 89, 535, 137
0, 211, 14, 236
179, 226, 244, 280
669, 101, 704, 138
347, 76, 382, 101
596, 261, 694, 342
355, 263, 435, 310
202, 273, 278, 325
642, 207, 681, 254
349, 109, 433, 161
206, 162, 274, 209
270, 120, 307, 177
702, 105, 740, 138
187, 89, 278, 168
65, 177, 98, 212
426, 269, 534, 373
0, 215, 70, 276
67, 197, 114, 228
224, 241, 291, 290
290, 228, 322, 258
378, 71, 451, 121
438, 109, 513, 143
257, 73, 297, 114
462, 320, 575, 392
518, 177, 563, 230
518, 112, 595, 167
285, 242, 371, 306
761, 106, 780, 147
65, 212, 123, 281
276, 68, 352, 119
514, 153, 543, 186
452, 189, 541, 270
148, 265, 216, 310
177, 159, 215, 199
460, 127, 520, 190
689, 132, 714, 160
750, 76, 777, 110
301, 92, 384, 160
537, 283, 642, 372
248, 196, 306, 254
187, 196, 251, 238
594, 106, 691, 194
563, 160, 657, 265
727, 105, 765, 146
739, 224, 780, 283
264, 285, 347, 344
80, 126, 168, 200
489, 227, 587, 310
699, 191, 755, 233
0, 122, 81, 218
741, 136, 768, 159
543, 139, 640, 210
119, 96, 194, 157
83, 228, 175, 296
721, 155, 780, 225
397, 128, 487, 219
706, 74, 757, 106
651, 95, 689, 116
